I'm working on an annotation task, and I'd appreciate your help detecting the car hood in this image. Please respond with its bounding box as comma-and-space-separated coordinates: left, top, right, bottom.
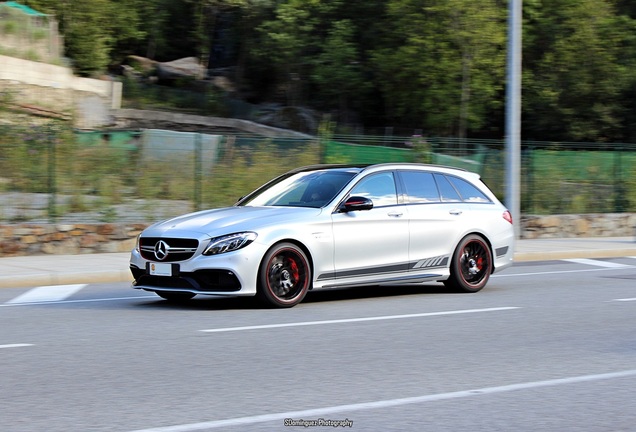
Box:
143, 206, 323, 237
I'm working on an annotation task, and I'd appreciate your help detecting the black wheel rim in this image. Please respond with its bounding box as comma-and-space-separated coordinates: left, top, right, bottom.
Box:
459, 240, 490, 286
266, 248, 309, 301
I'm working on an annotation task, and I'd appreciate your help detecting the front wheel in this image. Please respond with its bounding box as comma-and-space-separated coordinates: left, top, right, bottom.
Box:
257, 243, 311, 308
444, 235, 492, 293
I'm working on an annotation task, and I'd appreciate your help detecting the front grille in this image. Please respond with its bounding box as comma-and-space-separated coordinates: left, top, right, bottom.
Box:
139, 237, 199, 262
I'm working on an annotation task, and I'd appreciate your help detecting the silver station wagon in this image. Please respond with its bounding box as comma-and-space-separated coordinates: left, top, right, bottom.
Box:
130, 163, 514, 307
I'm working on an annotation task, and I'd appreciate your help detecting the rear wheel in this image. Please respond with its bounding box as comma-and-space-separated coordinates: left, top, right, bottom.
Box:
257, 243, 311, 308
155, 291, 196, 301
444, 234, 492, 293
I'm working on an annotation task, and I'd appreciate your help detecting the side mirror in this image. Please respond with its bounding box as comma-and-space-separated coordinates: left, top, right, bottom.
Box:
338, 196, 373, 212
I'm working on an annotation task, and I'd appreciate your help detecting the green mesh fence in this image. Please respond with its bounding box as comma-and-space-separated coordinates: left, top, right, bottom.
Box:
1, 125, 635, 223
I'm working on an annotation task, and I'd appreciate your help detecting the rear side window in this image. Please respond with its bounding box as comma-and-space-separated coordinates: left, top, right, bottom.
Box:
446, 176, 492, 203
433, 174, 462, 202
400, 171, 441, 203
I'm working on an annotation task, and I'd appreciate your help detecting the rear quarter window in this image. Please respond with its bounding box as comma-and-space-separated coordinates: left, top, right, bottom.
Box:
433, 174, 462, 202
446, 175, 492, 203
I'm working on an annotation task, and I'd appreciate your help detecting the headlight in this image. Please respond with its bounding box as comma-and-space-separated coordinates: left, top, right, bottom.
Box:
203, 232, 258, 255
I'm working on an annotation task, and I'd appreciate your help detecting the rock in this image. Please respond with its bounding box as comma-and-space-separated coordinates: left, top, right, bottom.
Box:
156, 57, 205, 81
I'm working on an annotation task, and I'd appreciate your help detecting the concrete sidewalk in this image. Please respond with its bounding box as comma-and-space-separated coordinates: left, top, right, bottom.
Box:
0, 237, 635, 289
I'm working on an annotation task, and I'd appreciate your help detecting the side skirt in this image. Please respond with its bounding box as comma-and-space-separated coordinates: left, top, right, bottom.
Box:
319, 273, 446, 290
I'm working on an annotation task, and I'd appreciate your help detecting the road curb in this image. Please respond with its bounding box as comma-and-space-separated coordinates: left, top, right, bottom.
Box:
0, 271, 133, 289
513, 248, 636, 262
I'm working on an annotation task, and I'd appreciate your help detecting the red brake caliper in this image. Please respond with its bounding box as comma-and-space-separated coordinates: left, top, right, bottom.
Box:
476, 257, 483, 272
289, 258, 299, 283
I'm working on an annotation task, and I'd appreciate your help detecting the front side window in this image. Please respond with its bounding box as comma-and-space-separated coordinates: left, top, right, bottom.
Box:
349, 172, 398, 207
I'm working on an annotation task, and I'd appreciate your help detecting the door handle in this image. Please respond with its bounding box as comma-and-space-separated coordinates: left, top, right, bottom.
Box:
449, 209, 463, 216
388, 211, 403, 217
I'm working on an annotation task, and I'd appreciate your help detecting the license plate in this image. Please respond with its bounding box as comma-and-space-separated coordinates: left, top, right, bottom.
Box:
148, 262, 173, 277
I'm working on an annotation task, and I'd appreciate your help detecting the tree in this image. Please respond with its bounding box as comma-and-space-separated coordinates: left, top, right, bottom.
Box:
372, 0, 506, 136
311, 20, 370, 124
25, 0, 135, 74
183, 0, 248, 68
256, 0, 316, 104
523, 0, 633, 142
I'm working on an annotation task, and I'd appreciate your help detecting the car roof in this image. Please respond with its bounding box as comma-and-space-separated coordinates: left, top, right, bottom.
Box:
290, 163, 470, 175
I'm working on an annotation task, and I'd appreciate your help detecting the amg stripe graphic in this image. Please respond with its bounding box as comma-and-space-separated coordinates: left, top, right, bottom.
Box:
317, 256, 450, 281
412, 256, 449, 270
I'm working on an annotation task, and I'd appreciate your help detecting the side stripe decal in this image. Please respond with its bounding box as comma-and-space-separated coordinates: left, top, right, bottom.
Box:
317, 255, 450, 281
412, 256, 449, 269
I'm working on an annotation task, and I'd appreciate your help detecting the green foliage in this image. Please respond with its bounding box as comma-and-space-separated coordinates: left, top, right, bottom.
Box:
0, 88, 16, 109
121, 77, 225, 115
523, 0, 635, 142
11, 0, 636, 142
311, 20, 370, 119
409, 136, 433, 164
372, 0, 506, 135
2, 20, 18, 35
23, 49, 40, 62
203, 140, 320, 208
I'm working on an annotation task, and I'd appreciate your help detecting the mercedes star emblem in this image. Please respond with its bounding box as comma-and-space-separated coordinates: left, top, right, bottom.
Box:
154, 240, 169, 261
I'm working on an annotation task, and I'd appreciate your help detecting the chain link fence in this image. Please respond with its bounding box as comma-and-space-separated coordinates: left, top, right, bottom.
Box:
1, 122, 635, 223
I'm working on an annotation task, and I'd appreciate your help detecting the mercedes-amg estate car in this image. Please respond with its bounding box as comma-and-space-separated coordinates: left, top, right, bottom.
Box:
130, 163, 514, 307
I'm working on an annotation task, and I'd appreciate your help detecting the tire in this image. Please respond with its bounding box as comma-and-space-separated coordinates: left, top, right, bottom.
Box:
257, 242, 311, 308
155, 291, 196, 302
444, 234, 492, 293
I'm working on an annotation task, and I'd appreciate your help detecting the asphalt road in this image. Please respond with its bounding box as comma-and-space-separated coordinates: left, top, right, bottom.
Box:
1, 257, 636, 432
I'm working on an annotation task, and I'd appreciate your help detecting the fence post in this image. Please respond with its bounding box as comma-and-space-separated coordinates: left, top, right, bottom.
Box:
194, 133, 202, 212
613, 146, 626, 212
523, 145, 534, 214
47, 123, 57, 222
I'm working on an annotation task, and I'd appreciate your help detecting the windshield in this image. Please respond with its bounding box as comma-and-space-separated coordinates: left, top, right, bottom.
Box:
240, 169, 359, 208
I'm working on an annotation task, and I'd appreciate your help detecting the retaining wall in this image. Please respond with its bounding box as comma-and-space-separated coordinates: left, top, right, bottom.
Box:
1, 213, 634, 257
0, 55, 122, 128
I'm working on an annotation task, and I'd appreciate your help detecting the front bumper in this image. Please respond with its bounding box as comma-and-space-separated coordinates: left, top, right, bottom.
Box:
129, 243, 267, 296
131, 265, 242, 293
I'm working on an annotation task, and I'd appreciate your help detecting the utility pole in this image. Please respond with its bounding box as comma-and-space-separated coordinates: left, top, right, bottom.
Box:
506, 0, 522, 240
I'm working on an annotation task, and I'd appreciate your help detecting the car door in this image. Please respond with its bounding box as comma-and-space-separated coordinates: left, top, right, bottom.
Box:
398, 171, 468, 274
331, 171, 410, 285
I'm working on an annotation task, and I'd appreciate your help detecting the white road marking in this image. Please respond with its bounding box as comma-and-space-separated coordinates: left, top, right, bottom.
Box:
6, 284, 87, 304
200, 307, 520, 333
0, 344, 33, 349
126, 368, 636, 432
563, 258, 632, 268
493, 266, 630, 278
611, 298, 636, 302
1, 295, 155, 307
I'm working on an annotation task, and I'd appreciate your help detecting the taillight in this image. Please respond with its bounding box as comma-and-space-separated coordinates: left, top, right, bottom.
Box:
503, 210, 513, 224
